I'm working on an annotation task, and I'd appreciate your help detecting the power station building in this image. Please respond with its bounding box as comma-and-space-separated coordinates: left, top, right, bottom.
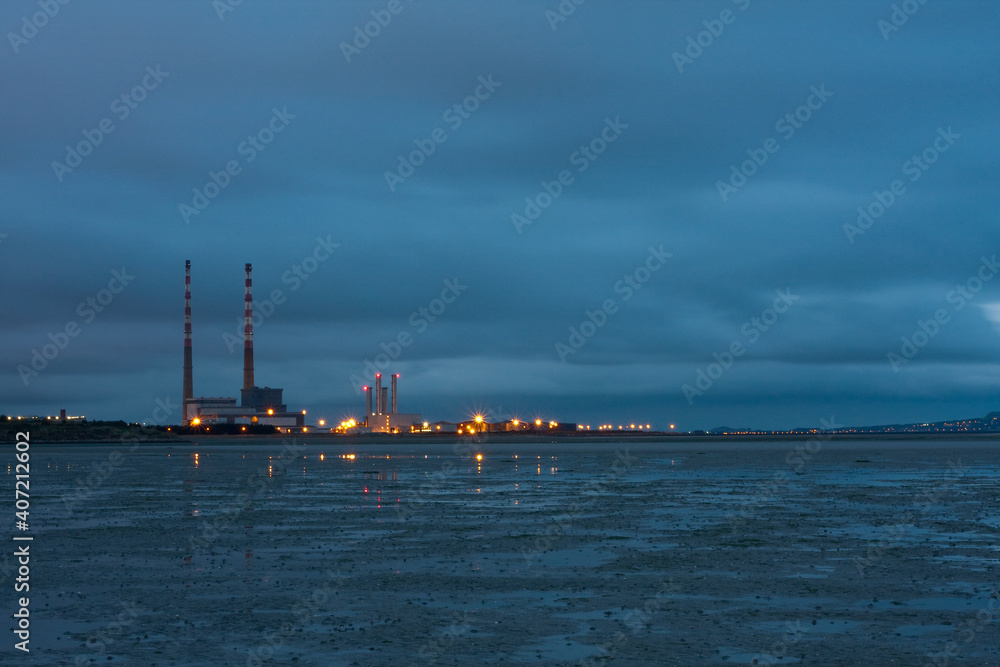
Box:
362, 373, 421, 433
182, 261, 305, 428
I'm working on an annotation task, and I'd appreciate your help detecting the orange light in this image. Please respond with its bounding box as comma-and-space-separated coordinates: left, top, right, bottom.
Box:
267, 409, 274, 415
476, 454, 483, 461
241, 426, 246, 431
191, 418, 201, 426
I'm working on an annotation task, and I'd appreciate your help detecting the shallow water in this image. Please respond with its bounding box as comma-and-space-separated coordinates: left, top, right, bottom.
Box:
6, 438, 1000, 665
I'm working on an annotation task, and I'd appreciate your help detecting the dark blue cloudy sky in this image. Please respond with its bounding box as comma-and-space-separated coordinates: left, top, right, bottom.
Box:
2, 0, 998, 430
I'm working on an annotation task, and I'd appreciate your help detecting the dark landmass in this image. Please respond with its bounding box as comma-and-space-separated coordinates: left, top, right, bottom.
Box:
5, 412, 1000, 444
0, 418, 182, 443
0, 417, 284, 443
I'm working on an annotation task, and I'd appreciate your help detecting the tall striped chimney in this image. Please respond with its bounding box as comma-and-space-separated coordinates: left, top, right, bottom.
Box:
364, 385, 372, 416
183, 260, 193, 409
381, 387, 388, 418
375, 373, 382, 415
243, 263, 254, 391
391, 374, 398, 414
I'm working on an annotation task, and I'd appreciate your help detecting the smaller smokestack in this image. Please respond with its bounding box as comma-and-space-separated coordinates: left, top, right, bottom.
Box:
375, 373, 382, 415
391, 374, 398, 414
380, 387, 388, 418
364, 386, 372, 416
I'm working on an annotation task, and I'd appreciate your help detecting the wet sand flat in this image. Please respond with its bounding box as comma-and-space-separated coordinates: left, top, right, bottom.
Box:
11, 437, 1000, 665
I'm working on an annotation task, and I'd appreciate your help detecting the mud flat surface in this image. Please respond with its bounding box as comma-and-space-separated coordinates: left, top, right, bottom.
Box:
8, 438, 1000, 665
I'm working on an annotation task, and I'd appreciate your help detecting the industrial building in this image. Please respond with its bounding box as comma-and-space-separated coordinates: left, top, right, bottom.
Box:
361, 373, 421, 433
456, 418, 579, 433
428, 421, 458, 433
182, 261, 305, 428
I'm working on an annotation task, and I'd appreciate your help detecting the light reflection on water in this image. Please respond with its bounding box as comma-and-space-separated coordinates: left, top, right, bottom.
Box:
14, 439, 1000, 521
166, 447, 575, 510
